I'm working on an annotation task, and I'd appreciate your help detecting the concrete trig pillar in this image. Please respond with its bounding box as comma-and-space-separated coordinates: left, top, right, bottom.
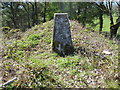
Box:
52, 13, 74, 56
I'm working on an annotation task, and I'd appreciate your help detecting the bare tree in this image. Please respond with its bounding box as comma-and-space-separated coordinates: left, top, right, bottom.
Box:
22, 2, 31, 28
108, 1, 120, 39
9, 2, 19, 28
95, 2, 105, 34
104, 1, 120, 39
43, 2, 47, 22
34, 1, 38, 25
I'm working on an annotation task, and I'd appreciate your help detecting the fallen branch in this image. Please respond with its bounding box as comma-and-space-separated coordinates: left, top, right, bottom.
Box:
0, 77, 17, 88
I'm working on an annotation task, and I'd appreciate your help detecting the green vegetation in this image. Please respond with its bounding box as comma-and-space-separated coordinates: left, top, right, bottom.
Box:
89, 15, 120, 34
2, 2, 119, 39
1, 2, 119, 88
1, 20, 119, 88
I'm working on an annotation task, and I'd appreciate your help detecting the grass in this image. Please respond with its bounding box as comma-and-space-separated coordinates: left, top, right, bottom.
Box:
88, 15, 120, 35
1, 20, 119, 88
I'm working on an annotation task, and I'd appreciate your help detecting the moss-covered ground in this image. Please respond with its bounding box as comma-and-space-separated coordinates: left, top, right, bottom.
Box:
0, 20, 119, 88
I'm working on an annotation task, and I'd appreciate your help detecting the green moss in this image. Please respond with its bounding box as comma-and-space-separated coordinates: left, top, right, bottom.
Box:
3, 20, 119, 88
1, 26, 11, 33
27, 34, 40, 41
106, 80, 119, 88
10, 29, 20, 33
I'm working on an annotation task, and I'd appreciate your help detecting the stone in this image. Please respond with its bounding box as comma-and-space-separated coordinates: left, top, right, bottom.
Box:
52, 13, 74, 56
102, 50, 112, 55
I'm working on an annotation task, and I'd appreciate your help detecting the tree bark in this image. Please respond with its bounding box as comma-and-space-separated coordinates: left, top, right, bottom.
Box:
77, 3, 81, 21
109, 2, 120, 39
10, 2, 16, 28
43, 2, 47, 22
69, 2, 73, 19
34, 2, 38, 25
99, 10, 103, 34
82, 6, 87, 27
22, 3, 31, 28
58, 2, 64, 11
110, 20, 120, 39
30, 2, 35, 26
98, 2, 104, 34
108, 2, 114, 25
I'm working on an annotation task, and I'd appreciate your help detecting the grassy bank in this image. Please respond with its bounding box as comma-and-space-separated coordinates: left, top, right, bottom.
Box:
1, 20, 119, 88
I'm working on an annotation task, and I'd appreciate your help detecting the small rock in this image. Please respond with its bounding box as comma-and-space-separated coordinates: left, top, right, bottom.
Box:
102, 50, 112, 55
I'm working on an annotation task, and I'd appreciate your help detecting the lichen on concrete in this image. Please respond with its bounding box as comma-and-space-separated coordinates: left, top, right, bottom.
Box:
52, 13, 74, 56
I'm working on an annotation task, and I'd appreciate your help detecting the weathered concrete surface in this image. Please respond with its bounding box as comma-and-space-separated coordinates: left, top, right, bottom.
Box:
52, 13, 74, 56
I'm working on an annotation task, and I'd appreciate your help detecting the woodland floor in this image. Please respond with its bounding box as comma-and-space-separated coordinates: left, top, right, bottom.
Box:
0, 20, 119, 88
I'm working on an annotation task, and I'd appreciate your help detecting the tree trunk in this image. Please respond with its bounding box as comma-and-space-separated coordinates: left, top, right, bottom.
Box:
98, 2, 104, 34
69, 2, 73, 19
30, 3, 35, 26
108, 2, 120, 39
110, 20, 120, 39
82, 6, 87, 27
27, 3, 31, 28
34, 2, 38, 25
108, 2, 114, 25
77, 3, 81, 21
10, 2, 16, 28
43, 2, 47, 22
58, 2, 64, 11
22, 3, 31, 28
99, 11, 103, 34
